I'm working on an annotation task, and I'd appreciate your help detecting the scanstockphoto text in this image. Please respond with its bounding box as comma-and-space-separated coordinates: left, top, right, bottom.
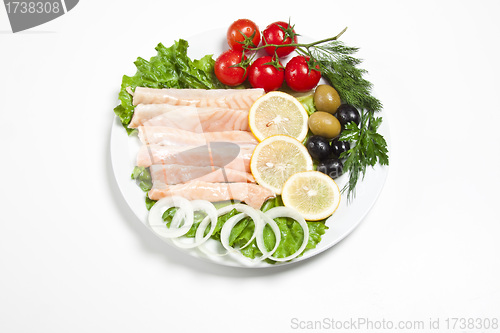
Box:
3, 0, 79, 33
290, 317, 499, 331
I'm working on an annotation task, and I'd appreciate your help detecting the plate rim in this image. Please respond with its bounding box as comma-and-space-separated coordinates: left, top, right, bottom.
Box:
109, 28, 391, 268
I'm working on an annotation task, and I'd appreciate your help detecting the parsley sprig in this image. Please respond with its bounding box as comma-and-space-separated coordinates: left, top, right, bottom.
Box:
339, 114, 389, 201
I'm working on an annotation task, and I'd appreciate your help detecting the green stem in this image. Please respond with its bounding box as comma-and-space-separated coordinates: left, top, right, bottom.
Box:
247, 27, 348, 53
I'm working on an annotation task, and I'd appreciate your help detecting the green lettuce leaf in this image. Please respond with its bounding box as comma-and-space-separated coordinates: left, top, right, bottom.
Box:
114, 39, 224, 133
131, 166, 152, 192
159, 196, 329, 264
240, 196, 329, 263
296, 94, 316, 116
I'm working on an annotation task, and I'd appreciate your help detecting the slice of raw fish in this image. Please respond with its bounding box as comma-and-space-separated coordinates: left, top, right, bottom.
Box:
148, 181, 275, 209
132, 87, 265, 109
141, 108, 250, 132
150, 164, 255, 185
136, 143, 255, 173
138, 127, 258, 146
128, 104, 248, 129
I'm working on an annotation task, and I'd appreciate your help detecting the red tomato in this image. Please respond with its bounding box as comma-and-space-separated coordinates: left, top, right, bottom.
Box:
262, 21, 298, 58
214, 49, 248, 86
285, 55, 321, 92
247, 56, 284, 92
227, 19, 261, 52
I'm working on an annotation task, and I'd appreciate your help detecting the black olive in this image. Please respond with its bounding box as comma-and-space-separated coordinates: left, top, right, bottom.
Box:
331, 140, 351, 158
336, 104, 361, 127
305, 135, 333, 161
317, 158, 343, 179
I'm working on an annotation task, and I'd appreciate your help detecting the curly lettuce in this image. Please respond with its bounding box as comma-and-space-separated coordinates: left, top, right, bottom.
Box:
161, 196, 329, 264
113, 39, 224, 134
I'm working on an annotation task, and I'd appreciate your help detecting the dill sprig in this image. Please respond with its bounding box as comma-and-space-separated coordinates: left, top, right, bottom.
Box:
309, 41, 383, 114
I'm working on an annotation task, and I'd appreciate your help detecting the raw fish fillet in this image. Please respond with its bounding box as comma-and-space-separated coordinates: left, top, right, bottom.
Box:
148, 181, 275, 209
136, 143, 255, 173
128, 104, 248, 129
141, 108, 250, 132
138, 127, 258, 146
150, 164, 255, 185
132, 87, 265, 109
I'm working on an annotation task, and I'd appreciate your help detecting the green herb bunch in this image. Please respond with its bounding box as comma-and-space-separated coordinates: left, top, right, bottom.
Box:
305, 33, 389, 201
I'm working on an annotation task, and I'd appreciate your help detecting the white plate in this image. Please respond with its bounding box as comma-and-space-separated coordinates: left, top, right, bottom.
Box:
109, 28, 390, 268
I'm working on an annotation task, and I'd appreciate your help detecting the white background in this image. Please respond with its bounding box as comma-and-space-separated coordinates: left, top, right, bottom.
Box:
1, 0, 499, 332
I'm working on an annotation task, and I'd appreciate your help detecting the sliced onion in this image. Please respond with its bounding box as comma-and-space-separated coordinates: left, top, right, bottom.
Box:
216, 203, 257, 218
148, 199, 311, 265
219, 204, 263, 254
233, 210, 283, 264
265, 206, 310, 262
148, 196, 194, 239
195, 203, 253, 257
254, 211, 282, 261
220, 213, 249, 254
171, 200, 218, 249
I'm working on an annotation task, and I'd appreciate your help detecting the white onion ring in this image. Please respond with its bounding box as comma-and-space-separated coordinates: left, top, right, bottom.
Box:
220, 204, 263, 253
220, 213, 250, 254
148, 199, 312, 264
232, 211, 283, 264
254, 211, 282, 261
148, 196, 194, 238
195, 203, 256, 257
171, 200, 218, 249
265, 206, 310, 262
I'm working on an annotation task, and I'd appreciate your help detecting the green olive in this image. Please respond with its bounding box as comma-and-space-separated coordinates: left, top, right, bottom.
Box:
314, 84, 341, 114
308, 111, 342, 139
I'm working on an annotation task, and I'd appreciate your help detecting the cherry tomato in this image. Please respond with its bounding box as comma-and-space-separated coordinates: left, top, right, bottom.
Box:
214, 49, 248, 86
248, 56, 284, 92
227, 19, 261, 52
262, 21, 298, 58
285, 55, 321, 92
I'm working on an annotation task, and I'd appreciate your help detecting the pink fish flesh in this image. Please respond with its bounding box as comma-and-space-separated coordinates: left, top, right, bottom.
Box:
140, 108, 250, 132
128, 104, 248, 129
148, 181, 275, 209
150, 164, 255, 185
132, 87, 264, 109
136, 143, 255, 173
138, 127, 258, 146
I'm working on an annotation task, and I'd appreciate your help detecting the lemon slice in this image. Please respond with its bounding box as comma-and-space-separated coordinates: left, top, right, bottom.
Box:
281, 171, 341, 221
248, 91, 309, 142
250, 135, 313, 194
